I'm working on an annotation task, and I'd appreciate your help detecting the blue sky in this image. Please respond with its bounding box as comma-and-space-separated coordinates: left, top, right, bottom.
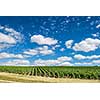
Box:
0, 16, 100, 66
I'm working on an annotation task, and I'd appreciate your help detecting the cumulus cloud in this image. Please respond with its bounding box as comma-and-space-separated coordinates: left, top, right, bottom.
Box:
38, 46, 54, 55
60, 48, 65, 51
92, 60, 100, 64
0, 44, 13, 49
65, 40, 73, 48
31, 35, 58, 45
5, 27, 23, 42
59, 62, 73, 66
52, 45, 60, 50
1, 59, 30, 66
74, 62, 93, 66
74, 54, 100, 60
75, 60, 100, 66
74, 60, 100, 66
92, 32, 99, 37
33, 59, 59, 66
73, 38, 100, 52
0, 32, 16, 44
74, 54, 86, 60
0, 25, 23, 49
57, 56, 72, 61
96, 24, 100, 28
0, 52, 26, 59
24, 49, 38, 56
24, 46, 54, 56
33, 56, 72, 66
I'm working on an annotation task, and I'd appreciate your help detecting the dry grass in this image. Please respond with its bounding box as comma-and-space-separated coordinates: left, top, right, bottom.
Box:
0, 72, 100, 83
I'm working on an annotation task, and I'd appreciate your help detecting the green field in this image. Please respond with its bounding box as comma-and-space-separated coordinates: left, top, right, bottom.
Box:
0, 66, 100, 80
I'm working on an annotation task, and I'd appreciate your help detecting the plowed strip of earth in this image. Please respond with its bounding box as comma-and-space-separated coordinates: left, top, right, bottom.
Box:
0, 72, 100, 83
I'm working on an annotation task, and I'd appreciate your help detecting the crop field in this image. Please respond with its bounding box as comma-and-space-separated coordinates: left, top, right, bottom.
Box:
0, 66, 100, 80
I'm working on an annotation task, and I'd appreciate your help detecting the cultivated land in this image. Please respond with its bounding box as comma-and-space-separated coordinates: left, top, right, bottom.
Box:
0, 66, 100, 83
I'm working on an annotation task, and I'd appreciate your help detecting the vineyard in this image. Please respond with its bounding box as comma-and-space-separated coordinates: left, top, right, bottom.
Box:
0, 66, 100, 80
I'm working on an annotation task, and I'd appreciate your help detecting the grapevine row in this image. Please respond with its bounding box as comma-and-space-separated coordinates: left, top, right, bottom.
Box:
0, 66, 100, 80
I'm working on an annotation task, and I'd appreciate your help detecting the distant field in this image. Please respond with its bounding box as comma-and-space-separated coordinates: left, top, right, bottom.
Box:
0, 66, 100, 80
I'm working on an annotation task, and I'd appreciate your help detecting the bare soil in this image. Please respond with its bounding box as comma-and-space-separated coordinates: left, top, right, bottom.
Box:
0, 72, 100, 83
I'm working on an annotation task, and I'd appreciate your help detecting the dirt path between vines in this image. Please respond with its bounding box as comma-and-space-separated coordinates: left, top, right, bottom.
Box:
0, 72, 100, 83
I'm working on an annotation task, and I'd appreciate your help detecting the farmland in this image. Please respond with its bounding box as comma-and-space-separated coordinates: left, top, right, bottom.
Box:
0, 66, 100, 81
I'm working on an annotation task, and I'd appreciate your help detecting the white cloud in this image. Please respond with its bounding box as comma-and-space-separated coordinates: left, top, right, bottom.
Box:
87, 16, 91, 19
0, 44, 14, 49
74, 62, 93, 66
74, 54, 86, 60
92, 33, 99, 37
52, 45, 60, 50
24, 46, 54, 56
0, 32, 16, 44
74, 62, 82, 65
73, 38, 100, 52
5, 27, 22, 42
57, 56, 72, 61
52, 47, 56, 50
0, 52, 26, 59
0, 25, 4, 29
24, 49, 38, 55
31, 35, 58, 45
33, 56, 72, 66
59, 62, 73, 66
38, 46, 54, 55
2, 59, 30, 66
33, 59, 59, 66
71, 52, 75, 55
65, 40, 73, 48
60, 48, 65, 51
74, 54, 100, 60
55, 45, 60, 48
74, 60, 100, 66
0, 25, 23, 49
96, 24, 100, 28
92, 60, 100, 64
92, 34, 97, 37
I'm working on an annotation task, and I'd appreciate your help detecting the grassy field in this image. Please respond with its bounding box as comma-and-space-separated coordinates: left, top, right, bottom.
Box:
0, 66, 100, 81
